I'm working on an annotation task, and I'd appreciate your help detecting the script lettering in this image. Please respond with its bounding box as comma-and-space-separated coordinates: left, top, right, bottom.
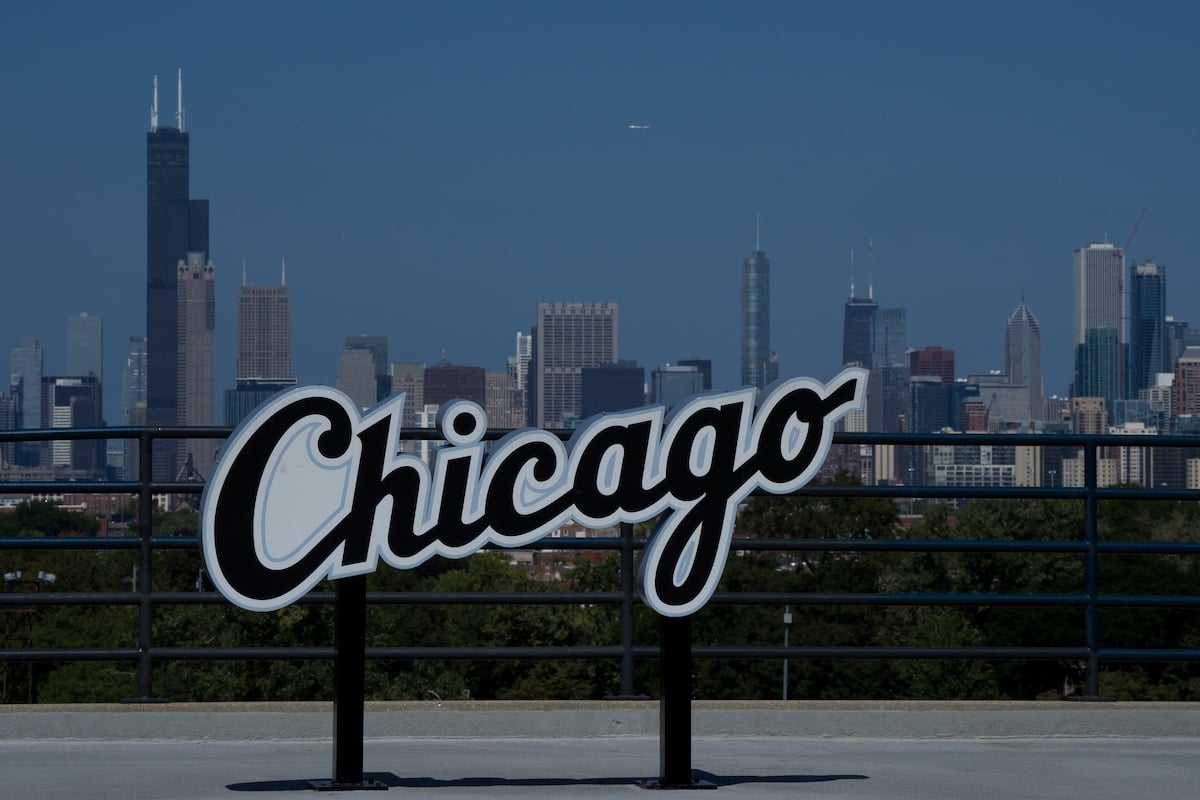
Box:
200, 369, 866, 617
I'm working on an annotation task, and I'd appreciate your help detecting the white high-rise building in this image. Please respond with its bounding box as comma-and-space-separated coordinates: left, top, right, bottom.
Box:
511, 332, 532, 391
1073, 242, 1125, 345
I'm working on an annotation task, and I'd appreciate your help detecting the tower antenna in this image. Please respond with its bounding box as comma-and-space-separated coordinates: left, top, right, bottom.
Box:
849, 249, 856, 299
755, 211, 761, 251
867, 237, 875, 300
176, 68, 184, 132
150, 75, 158, 132
281, 257, 287, 287
241, 258, 247, 287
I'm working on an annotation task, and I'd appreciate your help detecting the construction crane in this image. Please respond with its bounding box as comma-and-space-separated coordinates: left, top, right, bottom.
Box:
1119, 207, 1148, 261
1116, 207, 1149, 342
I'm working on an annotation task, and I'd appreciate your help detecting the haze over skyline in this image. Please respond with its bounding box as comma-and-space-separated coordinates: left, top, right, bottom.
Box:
2, 2, 1197, 420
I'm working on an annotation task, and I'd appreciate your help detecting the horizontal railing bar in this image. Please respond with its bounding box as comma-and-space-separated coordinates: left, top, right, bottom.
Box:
0, 645, 1092, 664
1098, 649, 1200, 661
1096, 595, 1200, 608
687, 646, 1090, 660
708, 593, 1089, 607
0, 592, 139, 606
7, 590, 1196, 611
6, 536, 1199, 557
733, 539, 1089, 553
0, 649, 139, 663
150, 591, 627, 606
1097, 542, 1200, 554
7, 644, 1200, 665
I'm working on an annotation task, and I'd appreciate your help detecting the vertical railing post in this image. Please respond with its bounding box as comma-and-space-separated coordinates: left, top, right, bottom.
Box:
619, 522, 635, 697
134, 429, 156, 701
1082, 441, 1102, 698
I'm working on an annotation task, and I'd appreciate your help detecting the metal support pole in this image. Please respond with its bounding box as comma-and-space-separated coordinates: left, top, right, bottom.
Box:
333, 575, 366, 785
643, 614, 711, 789
619, 522, 635, 697
317, 574, 387, 790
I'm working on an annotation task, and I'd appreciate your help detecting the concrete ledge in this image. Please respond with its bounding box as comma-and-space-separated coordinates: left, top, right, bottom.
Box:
0, 700, 1197, 741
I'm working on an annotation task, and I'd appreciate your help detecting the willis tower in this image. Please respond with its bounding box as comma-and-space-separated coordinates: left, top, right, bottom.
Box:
147, 70, 208, 479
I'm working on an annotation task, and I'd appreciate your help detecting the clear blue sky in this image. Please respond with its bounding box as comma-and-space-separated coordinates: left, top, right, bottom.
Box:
1, 1, 1196, 420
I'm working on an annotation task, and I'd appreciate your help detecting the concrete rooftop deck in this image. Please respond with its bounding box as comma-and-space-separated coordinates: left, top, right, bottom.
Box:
1, 701, 1197, 799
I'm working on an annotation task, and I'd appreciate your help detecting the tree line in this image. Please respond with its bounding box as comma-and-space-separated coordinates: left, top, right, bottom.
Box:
1, 483, 1197, 703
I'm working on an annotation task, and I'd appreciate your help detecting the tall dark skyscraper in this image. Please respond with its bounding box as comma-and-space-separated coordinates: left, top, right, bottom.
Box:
1129, 260, 1166, 397
147, 70, 208, 479
842, 263, 878, 370
842, 299, 877, 368
740, 227, 777, 390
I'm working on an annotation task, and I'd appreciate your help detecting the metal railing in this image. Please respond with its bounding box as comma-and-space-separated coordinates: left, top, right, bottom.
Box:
2, 427, 1200, 695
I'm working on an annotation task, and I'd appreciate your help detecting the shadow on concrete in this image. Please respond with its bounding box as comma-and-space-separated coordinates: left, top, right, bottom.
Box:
228, 772, 869, 791
693, 770, 869, 787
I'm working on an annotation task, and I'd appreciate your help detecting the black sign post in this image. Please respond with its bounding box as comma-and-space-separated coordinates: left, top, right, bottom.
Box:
643, 615, 714, 790
309, 574, 385, 791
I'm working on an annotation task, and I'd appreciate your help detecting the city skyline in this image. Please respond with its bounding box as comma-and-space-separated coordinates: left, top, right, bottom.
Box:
1, 4, 1197, 422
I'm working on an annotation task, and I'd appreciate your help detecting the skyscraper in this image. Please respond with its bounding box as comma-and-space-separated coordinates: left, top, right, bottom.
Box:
581, 361, 644, 418
147, 70, 208, 479
1129, 260, 1166, 397
10, 338, 43, 430
842, 296, 877, 368
909, 346, 955, 385
336, 348, 378, 411
424, 362, 487, 408
1073, 242, 1125, 343
40, 376, 102, 474
390, 362, 426, 433
740, 235, 777, 390
66, 313, 103, 382
224, 262, 297, 428
176, 252, 216, 474
0, 393, 14, 468
873, 307, 907, 369
122, 336, 148, 478
1075, 328, 1121, 403
1005, 299, 1043, 421
677, 358, 713, 391
1073, 242, 1124, 402
485, 370, 522, 429
1172, 347, 1200, 418
123, 336, 148, 423
237, 262, 293, 382
533, 301, 618, 427
344, 335, 389, 402
651, 363, 705, 408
